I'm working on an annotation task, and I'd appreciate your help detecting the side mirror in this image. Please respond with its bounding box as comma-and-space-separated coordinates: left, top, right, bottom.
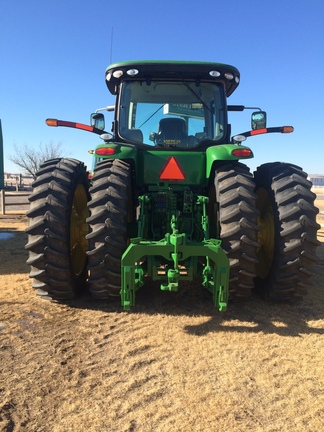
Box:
251, 111, 267, 130
149, 132, 157, 142
90, 113, 105, 130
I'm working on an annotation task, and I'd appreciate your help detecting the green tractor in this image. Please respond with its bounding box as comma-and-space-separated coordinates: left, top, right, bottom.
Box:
26, 61, 320, 311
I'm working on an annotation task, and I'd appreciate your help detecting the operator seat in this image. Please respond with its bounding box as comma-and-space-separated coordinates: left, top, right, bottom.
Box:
155, 118, 188, 147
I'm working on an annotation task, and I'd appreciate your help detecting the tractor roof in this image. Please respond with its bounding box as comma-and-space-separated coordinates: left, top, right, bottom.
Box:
105, 60, 240, 97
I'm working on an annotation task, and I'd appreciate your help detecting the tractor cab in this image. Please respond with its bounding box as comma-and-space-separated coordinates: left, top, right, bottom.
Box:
91, 61, 241, 149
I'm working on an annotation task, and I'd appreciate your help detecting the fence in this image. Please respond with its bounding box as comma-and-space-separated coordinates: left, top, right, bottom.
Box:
0, 190, 30, 215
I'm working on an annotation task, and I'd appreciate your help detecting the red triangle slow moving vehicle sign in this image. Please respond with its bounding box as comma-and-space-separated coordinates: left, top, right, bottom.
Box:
159, 157, 186, 181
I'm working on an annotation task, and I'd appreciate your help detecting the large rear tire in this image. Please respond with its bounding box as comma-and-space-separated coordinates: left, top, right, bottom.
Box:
86, 159, 134, 299
26, 158, 90, 300
209, 163, 259, 298
254, 162, 320, 300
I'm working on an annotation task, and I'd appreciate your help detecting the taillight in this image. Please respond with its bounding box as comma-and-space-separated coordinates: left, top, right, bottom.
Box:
231, 148, 253, 157
95, 147, 116, 156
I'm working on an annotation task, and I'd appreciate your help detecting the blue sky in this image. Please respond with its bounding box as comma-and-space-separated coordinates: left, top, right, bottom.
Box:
1, 0, 323, 175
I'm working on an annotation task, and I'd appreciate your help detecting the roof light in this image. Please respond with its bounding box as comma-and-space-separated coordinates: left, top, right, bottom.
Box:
112, 70, 123, 78
127, 68, 139, 76
95, 147, 116, 156
232, 148, 253, 157
209, 70, 221, 77
224, 72, 234, 80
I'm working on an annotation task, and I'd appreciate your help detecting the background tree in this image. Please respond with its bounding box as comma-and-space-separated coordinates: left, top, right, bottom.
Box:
8, 141, 65, 178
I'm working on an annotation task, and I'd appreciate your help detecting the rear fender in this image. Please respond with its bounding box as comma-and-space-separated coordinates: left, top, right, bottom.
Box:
206, 144, 253, 179
92, 143, 138, 171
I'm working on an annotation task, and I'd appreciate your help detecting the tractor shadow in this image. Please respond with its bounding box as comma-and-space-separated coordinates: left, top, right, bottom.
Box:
138, 279, 324, 337
67, 239, 324, 338
182, 292, 324, 337
67, 271, 324, 338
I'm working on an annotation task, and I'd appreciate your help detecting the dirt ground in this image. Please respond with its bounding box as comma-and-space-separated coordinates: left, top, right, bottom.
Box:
0, 204, 323, 432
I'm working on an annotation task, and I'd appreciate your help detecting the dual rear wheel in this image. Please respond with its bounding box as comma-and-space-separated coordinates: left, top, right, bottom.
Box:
211, 162, 319, 300
254, 162, 320, 300
26, 158, 132, 300
26, 158, 319, 302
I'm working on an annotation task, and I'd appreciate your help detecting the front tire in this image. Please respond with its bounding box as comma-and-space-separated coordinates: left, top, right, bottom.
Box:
254, 162, 320, 300
26, 158, 90, 300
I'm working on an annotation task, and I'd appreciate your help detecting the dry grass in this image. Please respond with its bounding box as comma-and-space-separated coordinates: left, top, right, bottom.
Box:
0, 209, 323, 432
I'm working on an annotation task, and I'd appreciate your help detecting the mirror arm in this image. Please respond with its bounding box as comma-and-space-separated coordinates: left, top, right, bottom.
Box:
228, 105, 263, 112
232, 126, 294, 142
95, 105, 115, 113
46, 118, 108, 135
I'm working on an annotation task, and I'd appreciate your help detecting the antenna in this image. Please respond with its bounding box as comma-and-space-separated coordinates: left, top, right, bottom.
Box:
110, 28, 114, 64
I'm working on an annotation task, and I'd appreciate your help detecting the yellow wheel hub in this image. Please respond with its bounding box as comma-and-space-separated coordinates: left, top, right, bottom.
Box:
256, 187, 275, 278
70, 184, 89, 276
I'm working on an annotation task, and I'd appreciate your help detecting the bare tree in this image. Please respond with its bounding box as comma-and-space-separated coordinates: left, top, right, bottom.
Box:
8, 141, 65, 178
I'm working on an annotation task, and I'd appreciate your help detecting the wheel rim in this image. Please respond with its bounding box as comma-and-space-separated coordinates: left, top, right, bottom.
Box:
70, 184, 89, 276
256, 187, 275, 278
